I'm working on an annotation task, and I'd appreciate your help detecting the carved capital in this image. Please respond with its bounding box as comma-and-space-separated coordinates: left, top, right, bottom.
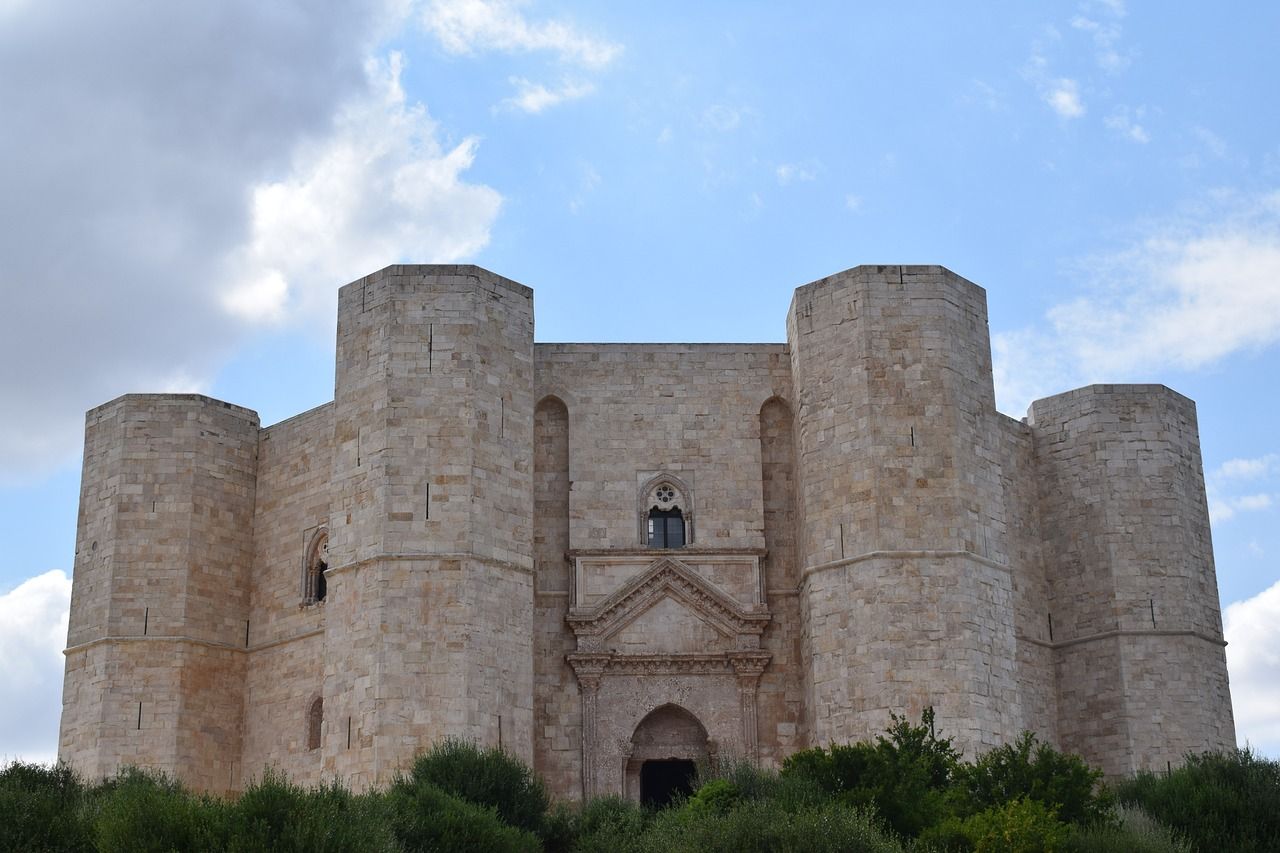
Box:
566, 653, 610, 692
727, 651, 771, 687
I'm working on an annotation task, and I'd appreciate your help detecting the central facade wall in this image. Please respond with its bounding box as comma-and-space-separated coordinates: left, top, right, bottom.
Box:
532, 344, 796, 792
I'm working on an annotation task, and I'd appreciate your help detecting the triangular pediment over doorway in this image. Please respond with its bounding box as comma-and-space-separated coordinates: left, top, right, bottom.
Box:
566, 557, 770, 645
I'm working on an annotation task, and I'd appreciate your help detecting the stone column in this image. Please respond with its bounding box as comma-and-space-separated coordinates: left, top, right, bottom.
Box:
729, 652, 770, 762
568, 654, 609, 800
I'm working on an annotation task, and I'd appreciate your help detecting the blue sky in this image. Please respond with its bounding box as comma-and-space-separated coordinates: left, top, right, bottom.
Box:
2, 0, 1279, 763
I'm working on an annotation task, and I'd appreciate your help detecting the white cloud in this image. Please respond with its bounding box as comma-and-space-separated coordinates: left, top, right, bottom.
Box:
500, 76, 595, 114
1045, 79, 1086, 118
0, 2, 501, 482
568, 162, 601, 214
993, 191, 1280, 414
776, 162, 818, 186
0, 570, 70, 765
1211, 494, 1275, 524
1194, 125, 1229, 160
1217, 454, 1280, 481
845, 194, 863, 212
1105, 108, 1149, 143
1070, 4, 1129, 74
702, 104, 742, 132
224, 52, 501, 325
1207, 453, 1280, 523
1225, 581, 1280, 755
421, 0, 621, 67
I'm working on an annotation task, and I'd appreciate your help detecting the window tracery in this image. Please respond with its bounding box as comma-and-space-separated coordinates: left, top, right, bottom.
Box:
304, 529, 329, 604
639, 475, 692, 548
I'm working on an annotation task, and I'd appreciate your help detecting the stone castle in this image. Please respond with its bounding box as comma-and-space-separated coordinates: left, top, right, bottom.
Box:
59, 264, 1236, 800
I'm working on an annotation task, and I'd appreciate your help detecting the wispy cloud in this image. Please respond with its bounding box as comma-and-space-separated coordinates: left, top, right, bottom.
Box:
1105, 106, 1149, 143
500, 77, 594, 114
1207, 454, 1280, 523
421, 0, 621, 67
1225, 580, 1280, 755
1045, 78, 1086, 118
993, 191, 1280, 415
1217, 454, 1280, 481
567, 162, 601, 214
702, 104, 742, 133
1024, 44, 1086, 120
1212, 494, 1275, 524
845, 193, 863, 213
420, 0, 619, 113
1070, 1, 1130, 74
775, 162, 818, 186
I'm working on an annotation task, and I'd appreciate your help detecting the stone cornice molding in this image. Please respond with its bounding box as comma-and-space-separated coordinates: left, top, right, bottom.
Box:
567, 651, 773, 679
800, 549, 1011, 582
1017, 627, 1227, 650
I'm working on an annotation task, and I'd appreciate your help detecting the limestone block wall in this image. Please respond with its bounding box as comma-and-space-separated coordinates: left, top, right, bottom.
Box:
239, 402, 334, 786
533, 396, 581, 795
757, 397, 805, 761
995, 416, 1059, 746
536, 344, 792, 553
531, 342, 794, 797
789, 266, 1021, 757
59, 394, 259, 792
1030, 385, 1236, 775
323, 266, 536, 787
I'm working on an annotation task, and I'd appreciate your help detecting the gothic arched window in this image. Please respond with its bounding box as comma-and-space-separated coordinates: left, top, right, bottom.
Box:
305, 529, 329, 603
648, 506, 686, 548
640, 476, 692, 548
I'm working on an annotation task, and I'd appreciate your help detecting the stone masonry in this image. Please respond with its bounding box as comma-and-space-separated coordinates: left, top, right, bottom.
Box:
58, 264, 1236, 797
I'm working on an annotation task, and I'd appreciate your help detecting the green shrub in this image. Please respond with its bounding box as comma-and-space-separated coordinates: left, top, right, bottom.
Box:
540, 800, 579, 853
707, 758, 827, 812
93, 767, 228, 853
225, 769, 393, 852
573, 795, 652, 853
952, 732, 1111, 826
1064, 805, 1190, 853
959, 797, 1068, 853
0, 761, 94, 853
1115, 748, 1280, 853
683, 778, 742, 816
384, 777, 540, 853
782, 707, 960, 837
914, 817, 973, 852
641, 798, 904, 853
408, 738, 549, 835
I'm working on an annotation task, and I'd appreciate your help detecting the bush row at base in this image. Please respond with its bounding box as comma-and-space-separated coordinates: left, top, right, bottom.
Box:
4, 724, 1276, 852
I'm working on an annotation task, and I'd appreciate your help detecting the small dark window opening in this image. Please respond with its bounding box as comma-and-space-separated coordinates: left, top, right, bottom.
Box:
647, 507, 685, 548
307, 697, 323, 751
306, 531, 329, 604
640, 759, 696, 808
314, 560, 327, 602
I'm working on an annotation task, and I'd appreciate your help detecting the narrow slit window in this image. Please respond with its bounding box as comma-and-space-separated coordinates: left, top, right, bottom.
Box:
307, 697, 323, 751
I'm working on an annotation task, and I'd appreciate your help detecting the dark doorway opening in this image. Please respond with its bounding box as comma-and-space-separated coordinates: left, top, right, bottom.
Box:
640, 759, 696, 809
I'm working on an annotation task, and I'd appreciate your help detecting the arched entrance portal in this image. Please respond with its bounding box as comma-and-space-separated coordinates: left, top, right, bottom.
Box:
626, 704, 710, 807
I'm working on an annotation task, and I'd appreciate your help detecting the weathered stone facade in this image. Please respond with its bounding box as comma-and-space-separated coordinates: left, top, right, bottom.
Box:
59, 264, 1236, 797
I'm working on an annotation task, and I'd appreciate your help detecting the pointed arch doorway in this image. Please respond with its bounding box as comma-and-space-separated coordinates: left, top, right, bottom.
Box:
626, 704, 711, 807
